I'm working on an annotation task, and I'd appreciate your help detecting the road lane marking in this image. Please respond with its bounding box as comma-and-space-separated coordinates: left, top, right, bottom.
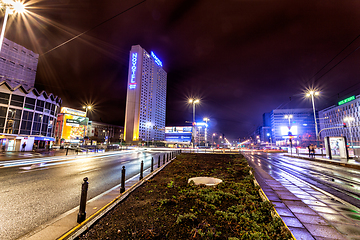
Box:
79, 168, 101, 175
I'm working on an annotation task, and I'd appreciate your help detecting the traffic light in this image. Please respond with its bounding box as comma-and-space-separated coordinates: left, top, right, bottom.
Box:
343, 123, 347, 128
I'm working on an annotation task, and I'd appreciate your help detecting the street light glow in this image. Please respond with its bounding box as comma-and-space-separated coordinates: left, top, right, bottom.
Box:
11, 1, 26, 14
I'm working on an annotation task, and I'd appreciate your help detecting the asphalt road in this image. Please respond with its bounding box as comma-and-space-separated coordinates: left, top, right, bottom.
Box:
243, 151, 360, 208
0, 149, 169, 240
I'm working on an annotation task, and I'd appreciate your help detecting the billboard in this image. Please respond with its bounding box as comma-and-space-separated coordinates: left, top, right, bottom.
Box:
62, 114, 88, 141
165, 133, 192, 143
165, 126, 192, 143
325, 136, 348, 159
280, 126, 298, 137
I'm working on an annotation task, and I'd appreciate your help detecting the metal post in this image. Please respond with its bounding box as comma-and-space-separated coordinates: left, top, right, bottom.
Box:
151, 157, 154, 172
163, 154, 165, 164
77, 177, 89, 223
139, 160, 144, 180
158, 155, 160, 168
66, 147, 69, 156
120, 166, 125, 193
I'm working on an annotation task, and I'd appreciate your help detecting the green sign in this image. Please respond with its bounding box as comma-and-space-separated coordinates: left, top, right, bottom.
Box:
338, 95, 355, 106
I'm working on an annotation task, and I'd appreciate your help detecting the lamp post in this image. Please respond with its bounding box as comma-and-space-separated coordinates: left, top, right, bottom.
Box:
203, 117, 209, 146
82, 106, 91, 140
306, 91, 320, 143
344, 116, 355, 150
0, 0, 26, 52
146, 122, 151, 147
267, 133, 272, 148
189, 99, 199, 148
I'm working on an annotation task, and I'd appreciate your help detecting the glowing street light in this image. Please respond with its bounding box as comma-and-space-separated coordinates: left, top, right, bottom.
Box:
344, 116, 355, 149
0, 0, 27, 52
284, 115, 293, 127
203, 117, 209, 144
189, 99, 199, 148
306, 90, 320, 141
82, 105, 92, 139
83, 105, 92, 117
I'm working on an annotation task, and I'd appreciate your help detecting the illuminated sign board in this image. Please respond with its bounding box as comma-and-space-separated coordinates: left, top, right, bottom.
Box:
280, 126, 298, 136
129, 52, 138, 89
338, 95, 355, 106
61, 107, 86, 117
151, 51, 163, 67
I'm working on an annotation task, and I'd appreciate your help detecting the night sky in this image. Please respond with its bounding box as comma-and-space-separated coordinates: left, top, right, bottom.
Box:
4, 0, 360, 140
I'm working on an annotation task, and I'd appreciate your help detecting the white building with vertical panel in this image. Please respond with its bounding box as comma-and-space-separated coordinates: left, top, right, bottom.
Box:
0, 38, 38, 89
124, 45, 167, 142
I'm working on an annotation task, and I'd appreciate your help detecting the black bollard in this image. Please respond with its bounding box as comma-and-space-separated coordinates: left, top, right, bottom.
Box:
151, 157, 154, 172
77, 177, 89, 223
158, 155, 160, 168
140, 160, 144, 180
120, 166, 126, 193
66, 147, 69, 156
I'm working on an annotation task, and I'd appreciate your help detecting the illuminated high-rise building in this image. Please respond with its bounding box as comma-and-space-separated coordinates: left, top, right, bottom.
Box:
124, 45, 167, 142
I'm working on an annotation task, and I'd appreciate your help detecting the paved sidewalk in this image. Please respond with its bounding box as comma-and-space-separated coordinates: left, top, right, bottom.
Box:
247, 154, 360, 240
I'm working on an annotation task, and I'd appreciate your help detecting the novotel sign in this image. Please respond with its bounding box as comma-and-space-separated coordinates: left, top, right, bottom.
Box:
338, 95, 355, 106
129, 52, 138, 89
151, 51, 162, 67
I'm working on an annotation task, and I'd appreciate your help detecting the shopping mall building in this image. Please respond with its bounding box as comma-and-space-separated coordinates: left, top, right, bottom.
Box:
0, 81, 61, 151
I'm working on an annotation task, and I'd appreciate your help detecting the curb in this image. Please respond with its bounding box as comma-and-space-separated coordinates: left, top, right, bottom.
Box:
57, 157, 175, 240
284, 154, 360, 170
251, 170, 295, 240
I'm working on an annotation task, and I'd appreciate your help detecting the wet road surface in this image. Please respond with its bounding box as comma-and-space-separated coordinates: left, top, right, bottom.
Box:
0, 149, 170, 240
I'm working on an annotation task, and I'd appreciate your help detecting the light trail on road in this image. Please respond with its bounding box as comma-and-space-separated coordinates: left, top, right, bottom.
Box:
0, 149, 171, 240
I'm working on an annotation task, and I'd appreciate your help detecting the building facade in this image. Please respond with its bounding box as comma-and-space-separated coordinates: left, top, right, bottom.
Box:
0, 81, 61, 151
87, 121, 124, 144
54, 107, 88, 145
319, 95, 360, 147
124, 45, 167, 142
0, 38, 38, 89
268, 108, 319, 146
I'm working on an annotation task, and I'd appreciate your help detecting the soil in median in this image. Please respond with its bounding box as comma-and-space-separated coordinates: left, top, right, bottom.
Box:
78, 153, 292, 239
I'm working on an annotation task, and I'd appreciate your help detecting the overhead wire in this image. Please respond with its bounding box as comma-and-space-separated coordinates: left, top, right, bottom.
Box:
41, 0, 147, 56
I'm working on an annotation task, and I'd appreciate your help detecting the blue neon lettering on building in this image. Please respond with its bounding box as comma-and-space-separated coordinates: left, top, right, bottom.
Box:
151, 51, 163, 67
129, 52, 137, 89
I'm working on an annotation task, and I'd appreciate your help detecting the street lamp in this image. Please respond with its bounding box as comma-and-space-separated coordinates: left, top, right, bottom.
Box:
306, 91, 320, 141
344, 116, 355, 149
146, 122, 152, 147
203, 117, 209, 146
189, 99, 199, 148
0, 0, 26, 52
284, 115, 293, 127
267, 133, 272, 148
82, 106, 92, 140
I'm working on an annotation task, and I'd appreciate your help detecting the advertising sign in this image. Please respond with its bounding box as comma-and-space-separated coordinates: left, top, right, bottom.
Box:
280, 126, 298, 137
62, 114, 88, 141
165, 133, 192, 143
325, 136, 348, 159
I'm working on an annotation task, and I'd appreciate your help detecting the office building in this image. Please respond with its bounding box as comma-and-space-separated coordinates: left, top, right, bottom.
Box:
124, 45, 167, 142
0, 38, 38, 89
87, 121, 124, 144
319, 95, 360, 146
0, 81, 61, 151
259, 108, 318, 146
